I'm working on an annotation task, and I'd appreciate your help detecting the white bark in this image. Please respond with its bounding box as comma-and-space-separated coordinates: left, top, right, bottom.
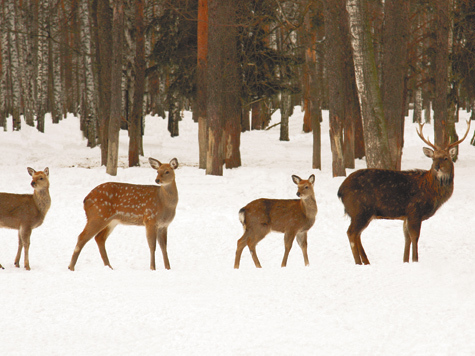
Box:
79, 0, 96, 144
346, 0, 391, 169
17, 0, 34, 126
413, 9, 423, 124
36, 0, 49, 131
6, 0, 21, 129
0, 2, 9, 127
50, 0, 63, 123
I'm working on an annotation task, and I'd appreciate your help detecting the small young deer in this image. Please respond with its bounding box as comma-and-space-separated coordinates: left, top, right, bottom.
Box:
68, 158, 179, 271
234, 175, 317, 269
338, 121, 471, 265
0, 167, 51, 270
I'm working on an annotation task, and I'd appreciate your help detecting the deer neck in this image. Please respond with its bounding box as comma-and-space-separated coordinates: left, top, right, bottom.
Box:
426, 169, 454, 206
33, 188, 51, 217
158, 181, 178, 207
430, 167, 454, 188
301, 194, 317, 218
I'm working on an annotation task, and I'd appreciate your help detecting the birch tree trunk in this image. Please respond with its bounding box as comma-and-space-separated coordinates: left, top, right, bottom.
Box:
106, 0, 124, 176
413, 7, 423, 125
0, 2, 9, 129
80, 0, 97, 147
36, 0, 49, 133
17, 0, 34, 127
50, 0, 63, 125
347, 0, 392, 169
412, 6, 424, 124
6, 0, 21, 130
280, 90, 291, 142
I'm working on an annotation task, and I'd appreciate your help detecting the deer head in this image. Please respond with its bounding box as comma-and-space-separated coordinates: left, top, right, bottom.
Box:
417, 121, 471, 183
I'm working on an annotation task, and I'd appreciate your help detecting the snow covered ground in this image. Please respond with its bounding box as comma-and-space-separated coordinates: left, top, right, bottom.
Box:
0, 109, 474, 355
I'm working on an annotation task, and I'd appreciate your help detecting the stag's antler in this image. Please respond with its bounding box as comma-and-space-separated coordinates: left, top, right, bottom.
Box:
416, 120, 472, 150
448, 120, 471, 149
416, 123, 438, 150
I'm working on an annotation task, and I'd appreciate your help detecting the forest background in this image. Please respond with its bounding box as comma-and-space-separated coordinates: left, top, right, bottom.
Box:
1, 0, 475, 175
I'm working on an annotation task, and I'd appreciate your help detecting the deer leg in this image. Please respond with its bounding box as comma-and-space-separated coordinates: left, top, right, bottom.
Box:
406, 219, 422, 262
234, 230, 250, 269
69, 219, 109, 271
248, 227, 269, 268
14, 233, 23, 268
145, 224, 158, 270
157, 227, 171, 270
355, 233, 370, 265
296, 232, 310, 266
94, 224, 116, 270
403, 220, 411, 263
247, 240, 262, 268
347, 216, 371, 265
282, 232, 297, 267
18, 227, 32, 270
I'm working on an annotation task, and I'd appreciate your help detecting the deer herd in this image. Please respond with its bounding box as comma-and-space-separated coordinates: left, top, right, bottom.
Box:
0, 122, 471, 271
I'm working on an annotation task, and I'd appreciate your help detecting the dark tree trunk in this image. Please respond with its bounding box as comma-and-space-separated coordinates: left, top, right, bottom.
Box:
251, 100, 268, 130
206, 0, 227, 175
129, 0, 145, 167
381, 0, 408, 170
197, 0, 208, 169
223, 0, 241, 169
433, 0, 450, 147
97, 0, 112, 166
106, 0, 124, 176
304, 2, 323, 169
323, 0, 347, 177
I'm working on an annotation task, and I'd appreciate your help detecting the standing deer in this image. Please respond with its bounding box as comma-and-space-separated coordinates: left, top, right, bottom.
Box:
0, 167, 51, 270
338, 122, 471, 265
234, 174, 317, 269
68, 158, 179, 271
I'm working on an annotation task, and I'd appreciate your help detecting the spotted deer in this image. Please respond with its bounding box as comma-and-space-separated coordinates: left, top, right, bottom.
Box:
0, 167, 51, 270
234, 175, 317, 269
338, 122, 471, 264
68, 158, 179, 271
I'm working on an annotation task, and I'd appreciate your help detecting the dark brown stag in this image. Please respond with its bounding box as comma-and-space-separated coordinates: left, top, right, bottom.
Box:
338, 122, 471, 264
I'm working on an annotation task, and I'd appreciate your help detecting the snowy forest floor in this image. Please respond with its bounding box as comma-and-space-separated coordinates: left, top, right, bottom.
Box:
0, 108, 474, 355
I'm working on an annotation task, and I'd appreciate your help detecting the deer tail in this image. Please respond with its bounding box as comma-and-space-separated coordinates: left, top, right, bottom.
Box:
239, 207, 246, 227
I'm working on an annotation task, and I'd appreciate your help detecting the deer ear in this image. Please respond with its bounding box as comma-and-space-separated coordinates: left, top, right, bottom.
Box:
448, 147, 457, 159
423, 147, 434, 158
308, 174, 315, 185
27, 167, 36, 176
169, 158, 179, 170
149, 158, 161, 170
44, 167, 49, 177
292, 175, 301, 185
